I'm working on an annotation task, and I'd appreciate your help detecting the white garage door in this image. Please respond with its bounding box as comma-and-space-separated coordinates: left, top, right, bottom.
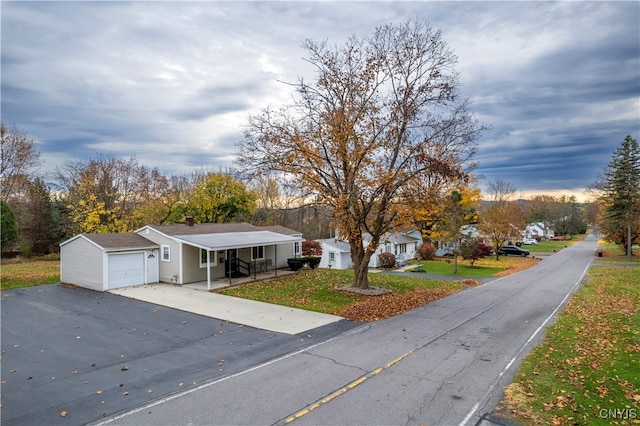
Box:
108, 253, 145, 289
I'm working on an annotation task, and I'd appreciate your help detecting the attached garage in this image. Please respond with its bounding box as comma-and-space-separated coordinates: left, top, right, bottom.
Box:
60, 233, 159, 292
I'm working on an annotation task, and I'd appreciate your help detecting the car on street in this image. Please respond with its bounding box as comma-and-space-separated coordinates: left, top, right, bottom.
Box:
522, 238, 538, 245
498, 245, 530, 257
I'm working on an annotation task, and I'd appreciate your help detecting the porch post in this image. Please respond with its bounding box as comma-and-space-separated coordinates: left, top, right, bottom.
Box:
207, 249, 211, 291
274, 249, 277, 276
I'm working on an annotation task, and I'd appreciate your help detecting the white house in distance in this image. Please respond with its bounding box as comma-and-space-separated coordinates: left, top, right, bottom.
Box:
60, 222, 303, 292
317, 231, 420, 270
317, 238, 352, 269
526, 222, 554, 239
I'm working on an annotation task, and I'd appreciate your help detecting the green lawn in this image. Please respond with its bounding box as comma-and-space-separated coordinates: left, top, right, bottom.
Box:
527, 235, 584, 253
407, 255, 541, 277
596, 241, 640, 263
1, 258, 60, 290
221, 268, 471, 315
409, 259, 504, 277
500, 265, 640, 425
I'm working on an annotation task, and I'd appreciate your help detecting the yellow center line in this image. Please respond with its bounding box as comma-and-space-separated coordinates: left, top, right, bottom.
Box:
279, 349, 415, 425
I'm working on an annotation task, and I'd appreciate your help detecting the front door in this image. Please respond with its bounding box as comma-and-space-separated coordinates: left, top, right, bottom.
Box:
146, 250, 159, 283
226, 249, 237, 276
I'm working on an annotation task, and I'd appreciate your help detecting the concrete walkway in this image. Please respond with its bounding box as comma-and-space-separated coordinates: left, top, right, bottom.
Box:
109, 283, 343, 335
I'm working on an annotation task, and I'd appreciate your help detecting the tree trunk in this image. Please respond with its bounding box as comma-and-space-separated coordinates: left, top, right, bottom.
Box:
627, 217, 632, 259
350, 241, 372, 289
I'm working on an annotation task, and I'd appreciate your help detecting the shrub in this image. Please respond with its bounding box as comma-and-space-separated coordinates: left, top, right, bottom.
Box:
302, 240, 323, 256
287, 256, 321, 270
304, 256, 321, 269
378, 252, 396, 269
287, 258, 305, 271
459, 239, 491, 266
417, 242, 436, 260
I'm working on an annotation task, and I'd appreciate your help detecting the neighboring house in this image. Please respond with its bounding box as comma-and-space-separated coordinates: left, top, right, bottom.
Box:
318, 238, 352, 269
526, 222, 554, 239
434, 225, 479, 257
366, 232, 420, 268
60, 222, 303, 291
317, 231, 420, 270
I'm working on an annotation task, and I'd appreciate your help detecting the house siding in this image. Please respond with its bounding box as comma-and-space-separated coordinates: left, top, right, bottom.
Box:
60, 237, 104, 291
274, 243, 296, 268
135, 228, 181, 283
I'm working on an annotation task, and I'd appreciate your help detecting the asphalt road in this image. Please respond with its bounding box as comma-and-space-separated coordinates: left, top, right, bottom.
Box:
0, 285, 359, 425
96, 235, 599, 426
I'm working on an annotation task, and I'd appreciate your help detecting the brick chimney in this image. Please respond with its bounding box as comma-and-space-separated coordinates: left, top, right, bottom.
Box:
185, 215, 194, 226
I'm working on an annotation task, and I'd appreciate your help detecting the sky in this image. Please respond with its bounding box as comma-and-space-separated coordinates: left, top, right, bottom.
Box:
2, 1, 639, 201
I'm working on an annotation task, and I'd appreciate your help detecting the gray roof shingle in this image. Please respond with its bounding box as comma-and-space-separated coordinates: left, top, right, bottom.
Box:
83, 233, 158, 249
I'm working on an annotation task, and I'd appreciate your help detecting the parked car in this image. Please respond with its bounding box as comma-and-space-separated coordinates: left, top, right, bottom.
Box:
498, 245, 530, 257
550, 236, 565, 241
522, 238, 538, 245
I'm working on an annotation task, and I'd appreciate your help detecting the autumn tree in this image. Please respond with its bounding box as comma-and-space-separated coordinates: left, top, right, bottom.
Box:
131, 174, 192, 226
596, 135, 640, 257
401, 101, 483, 243
57, 156, 168, 233
458, 238, 491, 266
438, 189, 478, 273
478, 179, 525, 259
0, 123, 42, 203
236, 21, 483, 289
247, 174, 285, 226
524, 194, 557, 237
188, 173, 256, 223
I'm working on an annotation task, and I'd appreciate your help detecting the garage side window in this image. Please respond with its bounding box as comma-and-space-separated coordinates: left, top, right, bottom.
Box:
161, 245, 170, 262
293, 241, 301, 257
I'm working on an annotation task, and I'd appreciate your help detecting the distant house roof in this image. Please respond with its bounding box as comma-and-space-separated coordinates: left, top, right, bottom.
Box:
60, 233, 159, 250
258, 225, 303, 236
363, 232, 420, 244
320, 238, 351, 252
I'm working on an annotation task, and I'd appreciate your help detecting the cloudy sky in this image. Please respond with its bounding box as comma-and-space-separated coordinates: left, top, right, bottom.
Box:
2, 1, 639, 200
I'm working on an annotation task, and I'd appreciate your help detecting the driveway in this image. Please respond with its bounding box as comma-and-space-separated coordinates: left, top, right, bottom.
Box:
0, 284, 359, 425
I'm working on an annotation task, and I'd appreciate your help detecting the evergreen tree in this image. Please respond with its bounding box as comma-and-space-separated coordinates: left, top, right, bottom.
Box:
1, 200, 18, 250
21, 178, 56, 255
602, 135, 640, 257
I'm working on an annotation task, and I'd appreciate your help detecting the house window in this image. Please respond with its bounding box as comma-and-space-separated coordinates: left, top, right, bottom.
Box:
294, 241, 301, 256
251, 246, 264, 260
161, 245, 170, 262
396, 243, 406, 255
200, 249, 217, 268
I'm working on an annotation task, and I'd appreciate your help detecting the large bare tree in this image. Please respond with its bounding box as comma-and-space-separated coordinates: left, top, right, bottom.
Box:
236, 21, 483, 289
0, 123, 41, 202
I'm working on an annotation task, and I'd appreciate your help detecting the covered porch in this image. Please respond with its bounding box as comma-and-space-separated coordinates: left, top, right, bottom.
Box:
174, 230, 302, 290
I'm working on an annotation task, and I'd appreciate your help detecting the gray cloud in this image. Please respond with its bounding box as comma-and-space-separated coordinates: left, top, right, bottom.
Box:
1, 1, 638, 199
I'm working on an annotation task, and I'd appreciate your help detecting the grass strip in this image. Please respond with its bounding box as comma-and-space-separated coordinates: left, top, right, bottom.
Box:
1, 259, 60, 290
499, 266, 640, 425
